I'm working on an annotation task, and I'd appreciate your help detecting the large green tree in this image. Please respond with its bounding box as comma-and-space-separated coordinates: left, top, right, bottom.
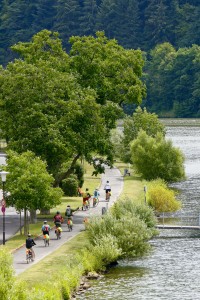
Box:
0, 30, 146, 185
121, 107, 165, 162
5, 150, 63, 233
130, 130, 185, 182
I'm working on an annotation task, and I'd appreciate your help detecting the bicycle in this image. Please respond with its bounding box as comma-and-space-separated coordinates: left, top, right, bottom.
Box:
106, 191, 111, 201
82, 198, 90, 210
67, 218, 73, 231
26, 249, 33, 264
43, 234, 50, 246
93, 196, 99, 207
55, 227, 62, 239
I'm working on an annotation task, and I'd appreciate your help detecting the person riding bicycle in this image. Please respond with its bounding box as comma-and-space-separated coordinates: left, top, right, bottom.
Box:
53, 211, 64, 228
41, 220, 51, 238
65, 205, 79, 218
104, 180, 111, 200
26, 233, 36, 260
93, 188, 100, 206
82, 188, 91, 210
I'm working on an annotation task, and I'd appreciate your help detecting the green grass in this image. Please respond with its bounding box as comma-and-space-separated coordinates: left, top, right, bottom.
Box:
115, 160, 145, 204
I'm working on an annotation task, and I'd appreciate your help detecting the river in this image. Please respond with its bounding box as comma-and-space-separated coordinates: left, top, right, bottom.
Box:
76, 119, 200, 300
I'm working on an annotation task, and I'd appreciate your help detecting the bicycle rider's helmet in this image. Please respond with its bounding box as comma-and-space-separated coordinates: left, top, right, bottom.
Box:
57, 211, 60, 214
28, 233, 31, 237
44, 220, 47, 224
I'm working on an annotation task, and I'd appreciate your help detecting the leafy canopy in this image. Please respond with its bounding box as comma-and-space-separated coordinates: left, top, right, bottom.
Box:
5, 150, 63, 211
130, 130, 185, 182
0, 30, 146, 184
121, 107, 165, 162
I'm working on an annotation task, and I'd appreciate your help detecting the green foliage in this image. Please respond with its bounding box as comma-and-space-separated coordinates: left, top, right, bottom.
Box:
61, 175, 79, 196
5, 150, 63, 211
145, 42, 200, 117
29, 283, 62, 300
147, 179, 181, 213
121, 107, 165, 162
0, 248, 15, 300
0, 30, 146, 185
91, 234, 122, 266
130, 130, 185, 182
111, 197, 157, 228
86, 198, 157, 259
74, 162, 84, 188
69, 31, 146, 107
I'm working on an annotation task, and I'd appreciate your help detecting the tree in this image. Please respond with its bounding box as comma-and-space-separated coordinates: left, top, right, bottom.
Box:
69, 31, 146, 106
121, 107, 165, 162
145, 42, 176, 114
96, 0, 142, 49
5, 150, 63, 233
130, 130, 185, 182
0, 30, 146, 185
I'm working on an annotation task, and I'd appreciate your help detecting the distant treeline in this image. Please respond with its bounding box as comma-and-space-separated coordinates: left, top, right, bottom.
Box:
0, 0, 200, 117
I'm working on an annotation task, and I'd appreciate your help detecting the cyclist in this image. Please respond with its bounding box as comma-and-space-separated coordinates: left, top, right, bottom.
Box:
26, 233, 36, 260
93, 188, 100, 207
65, 205, 79, 218
41, 220, 51, 235
82, 188, 91, 210
104, 180, 111, 201
53, 211, 64, 228
41, 220, 51, 244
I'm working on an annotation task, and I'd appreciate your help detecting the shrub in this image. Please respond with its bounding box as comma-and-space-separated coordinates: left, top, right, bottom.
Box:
91, 234, 122, 267
111, 197, 157, 228
0, 248, 15, 300
86, 210, 156, 259
77, 248, 101, 273
147, 179, 181, 213
61, 175, 79, 196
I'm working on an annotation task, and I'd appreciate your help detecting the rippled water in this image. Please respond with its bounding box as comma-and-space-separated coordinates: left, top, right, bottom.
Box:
77, 123, 200, 300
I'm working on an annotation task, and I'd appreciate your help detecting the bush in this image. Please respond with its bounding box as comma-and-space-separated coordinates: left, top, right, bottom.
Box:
86, 208, 157, 260
111, 197, 157, 228
0, 248, 15, 300
61, 175, 79, 196
147, 179, 181, 213
91, 234, 122, 267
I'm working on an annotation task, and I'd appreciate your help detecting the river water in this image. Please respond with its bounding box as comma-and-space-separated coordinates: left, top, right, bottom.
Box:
76, 120, 200, 300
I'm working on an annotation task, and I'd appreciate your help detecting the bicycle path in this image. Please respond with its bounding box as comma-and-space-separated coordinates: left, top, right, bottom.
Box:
13, 166, 123, 275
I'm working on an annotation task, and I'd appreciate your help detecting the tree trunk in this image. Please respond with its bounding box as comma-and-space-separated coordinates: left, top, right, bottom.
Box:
53, 154, 80, 187
30, 209, 37, 224
40, 208, 50, 215
24, 208, 28, 235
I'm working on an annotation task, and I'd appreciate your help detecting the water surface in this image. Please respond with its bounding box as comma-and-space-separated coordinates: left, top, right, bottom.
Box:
77, 123, 200, 300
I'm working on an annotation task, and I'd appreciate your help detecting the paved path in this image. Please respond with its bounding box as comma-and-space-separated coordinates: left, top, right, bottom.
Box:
13, 166, 123, 275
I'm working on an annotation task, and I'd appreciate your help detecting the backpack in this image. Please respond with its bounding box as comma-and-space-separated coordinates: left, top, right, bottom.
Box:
94, 190, 98, 197
65, 207, 71, 217
44, 225, 49, 232
54, 215, 61, 222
